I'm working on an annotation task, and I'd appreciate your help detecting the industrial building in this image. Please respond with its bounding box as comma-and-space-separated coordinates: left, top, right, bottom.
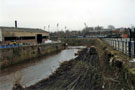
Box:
0, 26, 49, 45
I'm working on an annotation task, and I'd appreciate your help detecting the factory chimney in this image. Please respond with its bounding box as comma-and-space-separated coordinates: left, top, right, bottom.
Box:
15, 20, 17, 28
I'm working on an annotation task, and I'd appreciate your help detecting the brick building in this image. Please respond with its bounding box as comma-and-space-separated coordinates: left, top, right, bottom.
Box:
0, 27, 49, 44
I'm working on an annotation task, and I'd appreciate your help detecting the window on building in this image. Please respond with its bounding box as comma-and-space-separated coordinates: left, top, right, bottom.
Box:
42, 36, 48, 39
5, 37, 17, 41
4, 36, 35, 41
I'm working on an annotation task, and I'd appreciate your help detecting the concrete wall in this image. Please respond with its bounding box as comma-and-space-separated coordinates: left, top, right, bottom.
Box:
0, 43, 64, 69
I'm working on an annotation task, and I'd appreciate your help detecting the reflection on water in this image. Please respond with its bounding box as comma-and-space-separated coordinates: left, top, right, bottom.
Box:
0, 48, 80, 90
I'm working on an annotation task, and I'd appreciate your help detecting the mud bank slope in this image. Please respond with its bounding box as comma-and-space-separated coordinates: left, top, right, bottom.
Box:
24, 47, 102, 90
13, 39, 135, 90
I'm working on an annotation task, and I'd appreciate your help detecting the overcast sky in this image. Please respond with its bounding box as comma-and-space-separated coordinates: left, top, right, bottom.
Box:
0, 0, 135, 31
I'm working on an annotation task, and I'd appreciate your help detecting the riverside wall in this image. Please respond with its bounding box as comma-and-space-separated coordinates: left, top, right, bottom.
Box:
0, 43, 64, 69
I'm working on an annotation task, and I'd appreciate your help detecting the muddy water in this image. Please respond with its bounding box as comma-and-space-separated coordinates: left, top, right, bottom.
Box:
0, 47, 84, 90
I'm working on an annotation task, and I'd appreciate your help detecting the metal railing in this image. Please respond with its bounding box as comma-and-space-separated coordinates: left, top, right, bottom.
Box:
0, 44, 20, 48
104, 38, 135, 58
0, 42, 62, 49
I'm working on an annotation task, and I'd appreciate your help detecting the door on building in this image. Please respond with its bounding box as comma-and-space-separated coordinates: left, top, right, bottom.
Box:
37, 34, 42, 44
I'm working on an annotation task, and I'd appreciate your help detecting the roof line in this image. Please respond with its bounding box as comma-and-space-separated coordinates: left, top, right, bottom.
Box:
0, 26, 48, 33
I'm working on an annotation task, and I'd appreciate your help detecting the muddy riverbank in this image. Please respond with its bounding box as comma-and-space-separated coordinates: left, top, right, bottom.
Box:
0, 48, 81, 90
15, 38, 135, 90
23, 47, 103, 90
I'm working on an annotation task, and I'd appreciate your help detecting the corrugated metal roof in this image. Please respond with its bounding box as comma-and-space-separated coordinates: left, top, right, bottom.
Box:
0, 26, 48, 33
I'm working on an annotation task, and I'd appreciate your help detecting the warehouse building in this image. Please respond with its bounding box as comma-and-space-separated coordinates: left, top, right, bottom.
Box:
0, 26, 49, 45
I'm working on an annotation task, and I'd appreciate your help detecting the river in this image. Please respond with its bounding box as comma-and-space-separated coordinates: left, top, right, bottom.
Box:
0, 46, 84, 90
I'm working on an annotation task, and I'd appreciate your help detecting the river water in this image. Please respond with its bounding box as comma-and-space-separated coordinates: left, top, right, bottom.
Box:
0, 46, 84, 90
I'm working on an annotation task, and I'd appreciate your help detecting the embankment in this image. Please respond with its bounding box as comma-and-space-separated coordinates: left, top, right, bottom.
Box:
24, 46, 103, 90
93, 39, 135, 90
63, 38, 135, 89
13, 38, 135, 90
0, 43, 64, 69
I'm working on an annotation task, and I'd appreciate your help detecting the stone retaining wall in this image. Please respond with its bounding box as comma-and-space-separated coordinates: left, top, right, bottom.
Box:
0, 43, 64, 69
